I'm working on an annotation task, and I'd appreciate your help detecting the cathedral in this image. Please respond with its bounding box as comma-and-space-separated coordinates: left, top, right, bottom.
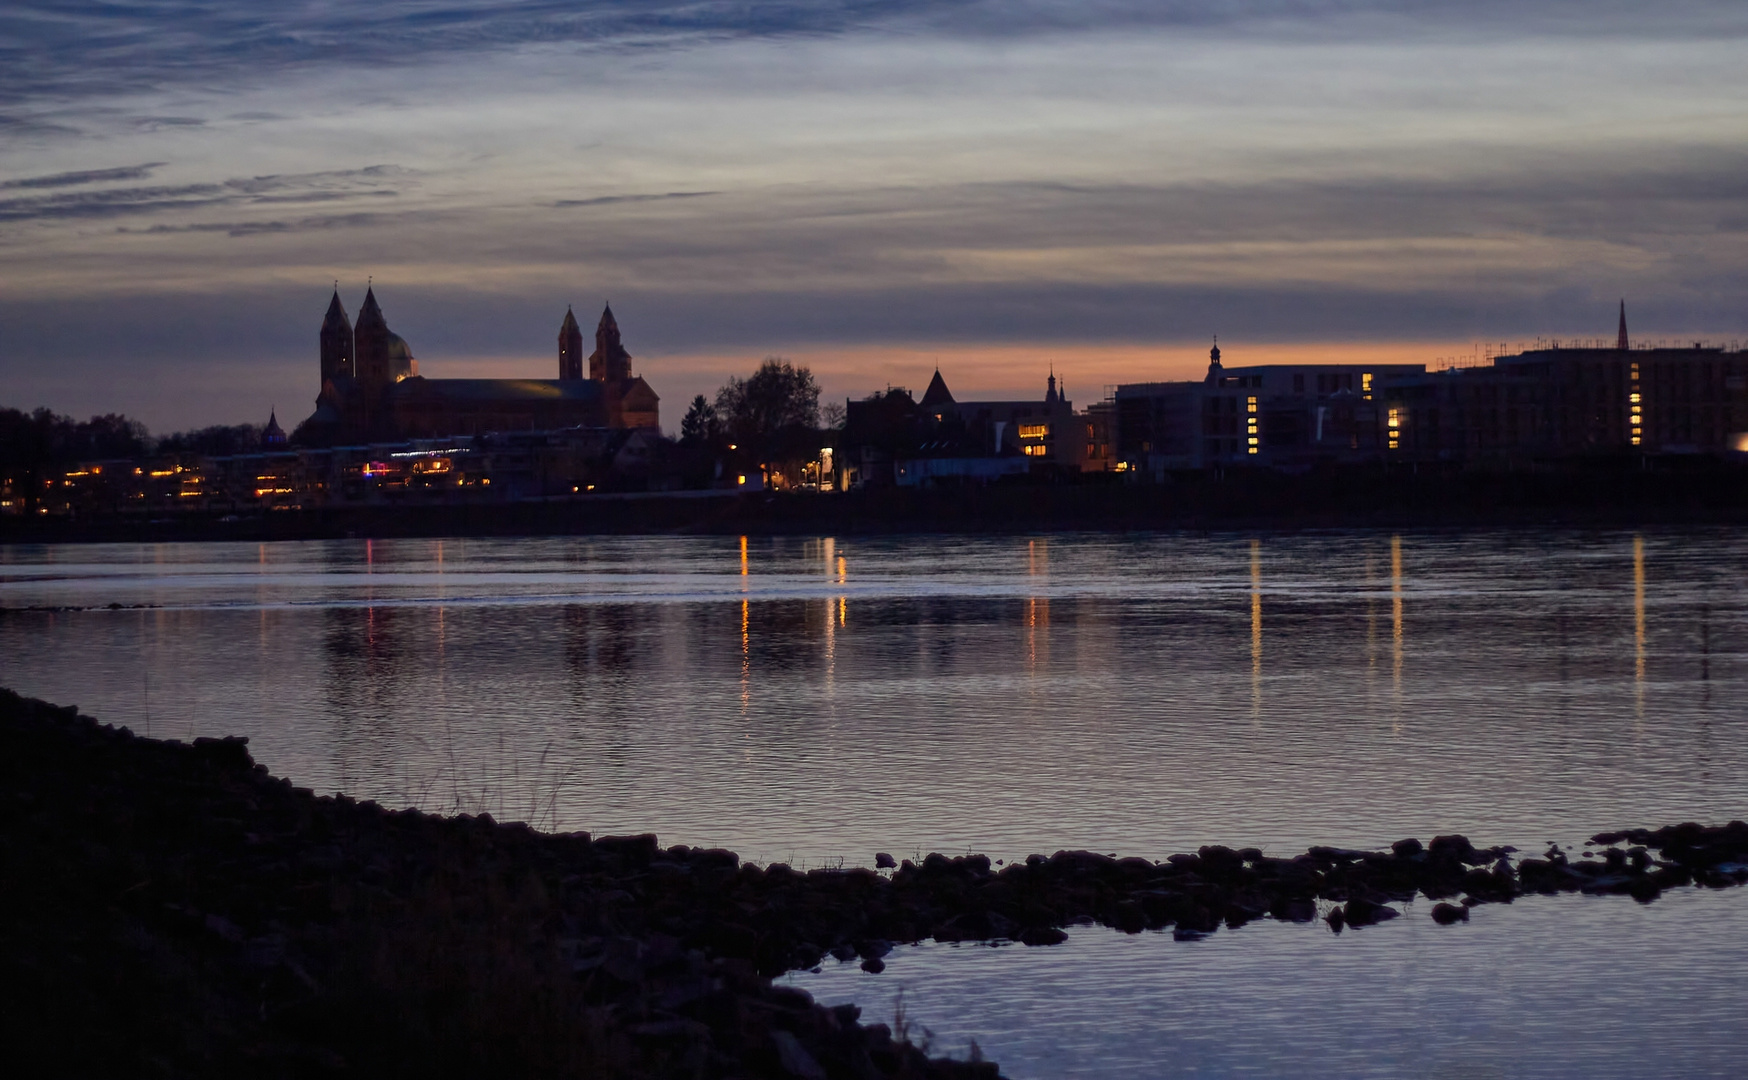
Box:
299, 287, 659, 442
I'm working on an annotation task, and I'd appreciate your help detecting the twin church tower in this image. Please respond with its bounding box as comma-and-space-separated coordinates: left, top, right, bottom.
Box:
303, 286, 659, 441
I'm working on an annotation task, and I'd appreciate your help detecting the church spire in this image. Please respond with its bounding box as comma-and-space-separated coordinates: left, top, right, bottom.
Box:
1046, 364, 1058, 404
1617, 299, 1629, 351
920, 367, 955, 410
589, 303, 632, 381
559, 305, 583, 380
319, 287, 354, 384
1205, 335, 1223, 384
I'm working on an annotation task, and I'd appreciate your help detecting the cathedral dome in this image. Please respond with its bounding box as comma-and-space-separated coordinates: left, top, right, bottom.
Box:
385, 331, 417, 380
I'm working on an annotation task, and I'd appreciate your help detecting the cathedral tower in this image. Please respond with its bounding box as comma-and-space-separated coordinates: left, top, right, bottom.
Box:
559, 307, 584, 380
353, 286, 416, 389
320, 288, 354, 384
589, 304, 632, 382
354, 287, 389, 387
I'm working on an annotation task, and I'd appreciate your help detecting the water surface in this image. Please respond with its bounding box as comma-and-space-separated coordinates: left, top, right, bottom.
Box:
2, 529, 1744, 1077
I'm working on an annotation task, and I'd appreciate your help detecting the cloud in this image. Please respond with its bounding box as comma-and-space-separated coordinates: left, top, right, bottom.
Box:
0, 1, 971, 105
6, 1, 1745, 111
0, 162, 165, 189
129, 116, 206, 131
5, 0, 1748, 432
0, 165, 412, 224
120, 211, 397, 238
554, 191, 719, 208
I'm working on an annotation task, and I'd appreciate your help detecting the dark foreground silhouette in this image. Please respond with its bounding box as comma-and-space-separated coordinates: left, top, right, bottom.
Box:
4, 688, 1746, 1078
9, 461, 1748, 544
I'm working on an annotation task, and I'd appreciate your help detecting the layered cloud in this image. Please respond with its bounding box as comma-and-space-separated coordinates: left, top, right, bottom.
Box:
2, 1, 1746, 429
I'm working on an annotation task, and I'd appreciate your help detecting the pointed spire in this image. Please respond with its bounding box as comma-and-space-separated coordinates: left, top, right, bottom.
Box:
920, 368, 955, 409
322, 287, 351, 331
559, 304, 585, 380
319, 286, 355, 386
590, 302, 631, 381
1618, 299, 1629, 351
1206, 335, 1224, 384
357, 285, 383, 330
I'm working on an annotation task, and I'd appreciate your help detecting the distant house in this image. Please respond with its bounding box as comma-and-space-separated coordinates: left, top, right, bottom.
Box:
837, 368, 1084, 487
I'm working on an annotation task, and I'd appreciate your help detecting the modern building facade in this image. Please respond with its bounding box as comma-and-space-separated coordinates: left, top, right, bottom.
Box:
1377, 342, 1748, 459
1114, 310, 1748, 471
1115, 343, 1422, 471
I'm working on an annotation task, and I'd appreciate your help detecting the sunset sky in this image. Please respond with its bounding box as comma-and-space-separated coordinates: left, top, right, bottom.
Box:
4, 1, 1748, 433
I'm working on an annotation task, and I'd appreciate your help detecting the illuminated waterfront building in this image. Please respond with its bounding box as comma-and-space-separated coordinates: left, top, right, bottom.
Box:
1114, 343, 1421, 471
1376, 309, 1748, 459
1114, 308, 1748, 470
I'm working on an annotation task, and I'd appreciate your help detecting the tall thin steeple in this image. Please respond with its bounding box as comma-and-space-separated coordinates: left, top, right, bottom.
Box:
589, 303, 632, 382
559, 306, 584, 380
1205, 336, 1223, 384
1046, 365, 1058, 404
319, 287, 354, 384
1617, 300, 1630, 351
353, 286, 389, 387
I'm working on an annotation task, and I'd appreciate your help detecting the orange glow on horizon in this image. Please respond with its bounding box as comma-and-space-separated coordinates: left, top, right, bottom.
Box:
411, 339, 1493, 419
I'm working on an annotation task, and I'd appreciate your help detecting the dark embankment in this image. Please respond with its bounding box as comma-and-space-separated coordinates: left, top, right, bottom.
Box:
7, 688, 1748, 1077
0, 689, 998, 1080
8, 460, 1748, 544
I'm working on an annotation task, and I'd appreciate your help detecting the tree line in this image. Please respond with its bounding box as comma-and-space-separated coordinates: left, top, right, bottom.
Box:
0, 406, 270, 509
679, 357, 843, 447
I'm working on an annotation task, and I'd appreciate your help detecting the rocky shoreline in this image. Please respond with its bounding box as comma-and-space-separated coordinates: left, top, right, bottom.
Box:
5, 687, 1747, 1078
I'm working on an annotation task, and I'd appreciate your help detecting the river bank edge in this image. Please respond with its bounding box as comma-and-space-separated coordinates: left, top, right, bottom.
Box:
0, 688, 1000, 1079
6, 686, 1747, 1078
7, 464, 1748, 544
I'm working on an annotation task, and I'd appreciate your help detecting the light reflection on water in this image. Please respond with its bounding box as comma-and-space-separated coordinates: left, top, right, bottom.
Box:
3, 529, 1745, 1076
0, 530, 1742, 863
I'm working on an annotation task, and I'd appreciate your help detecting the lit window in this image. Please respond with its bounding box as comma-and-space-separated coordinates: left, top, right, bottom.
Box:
1018, 424, 1049, 439
1630, 392, 1642, 403
1362, 373, 1374, 399
1023, 444, 1048, 457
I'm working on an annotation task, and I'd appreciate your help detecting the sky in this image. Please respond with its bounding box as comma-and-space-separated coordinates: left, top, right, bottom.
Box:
3, 1, 1748, 433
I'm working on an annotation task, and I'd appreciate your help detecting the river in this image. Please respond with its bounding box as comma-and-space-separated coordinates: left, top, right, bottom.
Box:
2, 529, 1743, 1076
